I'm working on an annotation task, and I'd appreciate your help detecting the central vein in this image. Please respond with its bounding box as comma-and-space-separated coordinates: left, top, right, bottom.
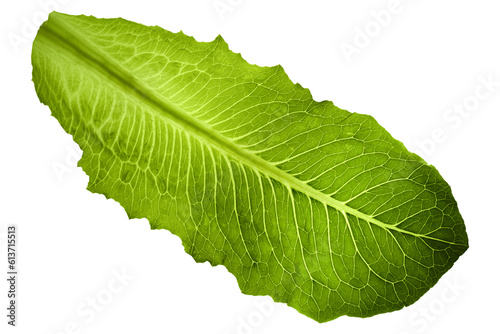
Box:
42, 14, 459, 245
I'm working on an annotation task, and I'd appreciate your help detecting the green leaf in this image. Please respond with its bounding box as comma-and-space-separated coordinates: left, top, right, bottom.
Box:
32, 12, 468, 322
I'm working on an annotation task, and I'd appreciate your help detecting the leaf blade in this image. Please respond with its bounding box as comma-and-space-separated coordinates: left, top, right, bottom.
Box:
32, 11, 468, 322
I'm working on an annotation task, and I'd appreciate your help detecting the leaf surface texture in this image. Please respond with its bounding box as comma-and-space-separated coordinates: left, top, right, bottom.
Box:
32, 12, 468, 322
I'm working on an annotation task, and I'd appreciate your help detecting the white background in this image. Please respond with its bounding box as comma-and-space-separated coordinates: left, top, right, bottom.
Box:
1, 0, 499, 333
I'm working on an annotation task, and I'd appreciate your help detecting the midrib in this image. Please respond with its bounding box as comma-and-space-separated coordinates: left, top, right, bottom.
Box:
42, 13, 461, 246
